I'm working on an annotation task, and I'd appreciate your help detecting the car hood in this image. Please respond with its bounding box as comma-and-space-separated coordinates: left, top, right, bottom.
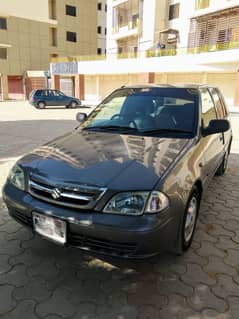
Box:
19, 130, 189, 190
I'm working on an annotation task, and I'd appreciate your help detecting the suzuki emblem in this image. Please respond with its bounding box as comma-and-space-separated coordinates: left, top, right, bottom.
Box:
51, 188, 61, 199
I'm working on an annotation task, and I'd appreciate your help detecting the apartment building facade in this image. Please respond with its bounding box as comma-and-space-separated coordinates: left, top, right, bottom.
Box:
107, 0, 239, 56
107, 0, 169, 58
97, 0, 107, 55
0, 0, 104, 100
51, 0, 239, 106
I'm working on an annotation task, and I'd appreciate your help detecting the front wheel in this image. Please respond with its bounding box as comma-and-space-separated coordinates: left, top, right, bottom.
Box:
181, 188, 200, 251
37, 101, 46, 109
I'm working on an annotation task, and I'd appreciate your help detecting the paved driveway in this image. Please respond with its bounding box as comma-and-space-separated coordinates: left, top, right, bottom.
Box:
0, 101, 239, 319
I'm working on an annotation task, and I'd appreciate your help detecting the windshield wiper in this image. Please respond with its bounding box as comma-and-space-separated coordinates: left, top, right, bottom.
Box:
84, 125, 139, 132
141, 128, 192, 134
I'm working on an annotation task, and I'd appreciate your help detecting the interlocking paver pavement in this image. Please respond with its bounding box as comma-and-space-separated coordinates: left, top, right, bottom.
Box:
0, 102, 239, 318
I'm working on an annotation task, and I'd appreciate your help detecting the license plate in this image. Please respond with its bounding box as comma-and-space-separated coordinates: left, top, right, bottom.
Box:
32, 212, 66, 244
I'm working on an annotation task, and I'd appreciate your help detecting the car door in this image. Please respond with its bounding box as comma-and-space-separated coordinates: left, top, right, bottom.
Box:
56, 90, 69, 106
40, 90, 49, 105
47, 90, 56, 106
199, 88, 224, 186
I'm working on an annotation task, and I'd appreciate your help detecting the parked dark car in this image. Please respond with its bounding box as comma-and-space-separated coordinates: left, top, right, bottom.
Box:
29, 89, 81, 109
3, 84, 232, 258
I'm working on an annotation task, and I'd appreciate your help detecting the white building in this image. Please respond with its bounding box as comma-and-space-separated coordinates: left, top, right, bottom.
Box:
50, 0, 239, 106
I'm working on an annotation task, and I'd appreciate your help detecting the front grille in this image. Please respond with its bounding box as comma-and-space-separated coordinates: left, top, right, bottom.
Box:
68, 232, 137, 257
10, 209, 33, 227
28, 175, 106, 209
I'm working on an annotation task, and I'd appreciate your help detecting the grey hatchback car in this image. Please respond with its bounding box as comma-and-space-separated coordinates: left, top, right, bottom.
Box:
3, 84, 232, 258
29, 89, 81, 109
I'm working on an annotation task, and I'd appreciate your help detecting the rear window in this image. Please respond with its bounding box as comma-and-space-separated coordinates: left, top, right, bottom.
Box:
34, 90, 43, 96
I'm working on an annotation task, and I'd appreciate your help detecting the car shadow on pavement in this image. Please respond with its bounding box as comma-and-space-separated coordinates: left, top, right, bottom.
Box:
0, 120, 77, 159
33, 105, 92, 110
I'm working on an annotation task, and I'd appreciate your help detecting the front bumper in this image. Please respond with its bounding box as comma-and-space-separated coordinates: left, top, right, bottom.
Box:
2, 182, 178, 258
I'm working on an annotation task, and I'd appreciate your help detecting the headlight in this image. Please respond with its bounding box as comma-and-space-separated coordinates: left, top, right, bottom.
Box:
103, 191, 169, 216
8, 165, 25, 191
104, 192, 149, 215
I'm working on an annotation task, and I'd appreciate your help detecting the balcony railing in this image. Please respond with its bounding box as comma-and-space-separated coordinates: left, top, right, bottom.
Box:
50, 41, 239, 64
147, 41, 239, 57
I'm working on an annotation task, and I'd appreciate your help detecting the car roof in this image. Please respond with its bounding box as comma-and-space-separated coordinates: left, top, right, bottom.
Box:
119, 84, 217, 90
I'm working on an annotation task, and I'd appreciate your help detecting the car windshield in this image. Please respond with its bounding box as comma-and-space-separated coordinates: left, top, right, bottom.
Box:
82, 87, 199, 136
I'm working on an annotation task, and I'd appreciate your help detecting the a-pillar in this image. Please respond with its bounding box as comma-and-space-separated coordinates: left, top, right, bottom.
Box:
75, 74, 85, 101
138, 72, 155, 84
234, 72, 239, 107
52, 75, 60, 90
1, 75, 8, 100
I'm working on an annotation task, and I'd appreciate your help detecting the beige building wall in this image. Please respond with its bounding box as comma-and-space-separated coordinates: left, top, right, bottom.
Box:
0, 0, 99, 99
83, 72, 237, 106
206, 73, 236, 106
0, 17, 52, 75
55, 0, 98, 57
0, 0, 51, 23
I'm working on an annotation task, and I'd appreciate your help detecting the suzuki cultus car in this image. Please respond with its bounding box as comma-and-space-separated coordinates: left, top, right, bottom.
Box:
3, 84, 232, 258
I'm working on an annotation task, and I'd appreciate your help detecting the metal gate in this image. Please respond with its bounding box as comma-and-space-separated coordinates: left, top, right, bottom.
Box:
60, 77, 75, 97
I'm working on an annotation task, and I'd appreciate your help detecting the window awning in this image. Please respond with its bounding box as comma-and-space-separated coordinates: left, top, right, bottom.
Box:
159, 28, 179, 35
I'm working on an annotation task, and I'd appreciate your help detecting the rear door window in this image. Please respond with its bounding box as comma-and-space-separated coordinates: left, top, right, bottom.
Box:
200, 88, 217, 127
209, 88, 228, 118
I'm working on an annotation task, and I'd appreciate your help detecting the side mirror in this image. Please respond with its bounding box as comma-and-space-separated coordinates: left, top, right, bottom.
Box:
76, 112, 87, 123
202, 119, 230, 137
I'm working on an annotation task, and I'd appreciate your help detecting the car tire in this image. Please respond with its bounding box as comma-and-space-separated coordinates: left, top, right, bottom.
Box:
69, 100, 78, 108
181, 187, 200, 252
37, 101, 46, 109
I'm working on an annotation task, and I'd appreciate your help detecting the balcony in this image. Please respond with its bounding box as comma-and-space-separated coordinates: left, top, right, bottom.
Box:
146, 40, 239, 58
112, 24, 139, 40
112, 14, 140, 40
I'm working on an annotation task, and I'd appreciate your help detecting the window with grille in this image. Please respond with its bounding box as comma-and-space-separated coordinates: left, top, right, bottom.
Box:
169, 4, 180, 20
49, 0, 56, 19
0, 47, 7, 59
66, 5, 77, 17
195, 0, 210, 10
217, 28, 232, 43
50, 28, 57, 46
66, 31, 77, 42
0, 17, 7, 30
